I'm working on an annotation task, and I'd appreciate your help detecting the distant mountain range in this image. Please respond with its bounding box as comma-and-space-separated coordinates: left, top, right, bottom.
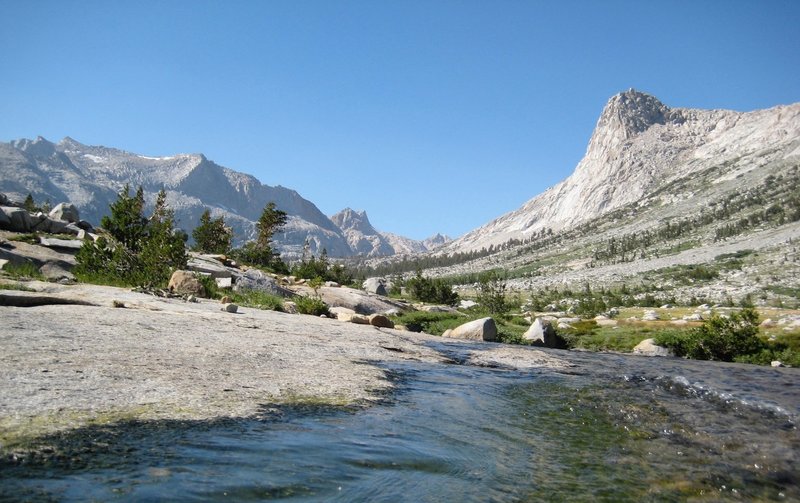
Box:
0, 137, 450, 258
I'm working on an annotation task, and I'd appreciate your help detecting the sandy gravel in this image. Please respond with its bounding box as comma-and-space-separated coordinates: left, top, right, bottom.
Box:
0, 281, 570, 448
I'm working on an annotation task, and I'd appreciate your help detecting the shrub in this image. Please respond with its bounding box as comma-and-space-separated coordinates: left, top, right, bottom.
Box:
228, 290, 284, 311
295, 296, 329, 316
406, 270, 459, 306
391, 310, 463, 334
655, 308, 764, 362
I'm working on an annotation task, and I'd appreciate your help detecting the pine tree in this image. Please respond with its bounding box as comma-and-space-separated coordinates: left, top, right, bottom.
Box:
231, 201, 287, 271
256, 202, 287, 249
76, 186, 187, 287
23, 193, 37, 212
192, 208, 233, 254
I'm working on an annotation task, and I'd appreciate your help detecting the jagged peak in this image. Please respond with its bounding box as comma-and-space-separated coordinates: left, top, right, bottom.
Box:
331, 207, 375, 233
11, 136, 57, 156
58, 136, 86, 148
598, 89, 680, 137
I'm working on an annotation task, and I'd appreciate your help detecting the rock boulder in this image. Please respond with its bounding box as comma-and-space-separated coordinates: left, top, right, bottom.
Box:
49, 203, 80, 223
632, 338, 673, 357
0, 207, 32, 232
443, 317, 497, 342
523, 318, 566, 349
168, 270, 207, 297
233, 269, 294, 297
362, 277, 388, 296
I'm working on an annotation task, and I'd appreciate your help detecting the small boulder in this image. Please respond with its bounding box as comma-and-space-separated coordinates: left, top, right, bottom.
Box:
233, 269, 294, 297
215, 277, 232, 289
37, 218, 69, 234
362, 277, 387, 296
329, 306, 356, 317
48, 203, 80, 223
350, 314, 370, 325
63, 223, 83, 235
771, 361, 784, 368
221, 303, 239, 313
325, 281, 340, 288
523, 318, 566, 349
632, 338, 673, 357
642, 310, 659, 321
39, 261, 75, 282
459, 300, 478, 309
595, 318, 618, 327
443, 317, 497, 342
168, 270, 206, 297
38, 237, 84, 250
368, 314, 394, 328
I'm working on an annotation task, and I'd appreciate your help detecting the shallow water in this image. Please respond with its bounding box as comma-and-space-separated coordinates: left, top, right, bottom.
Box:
2, 348, 799, 502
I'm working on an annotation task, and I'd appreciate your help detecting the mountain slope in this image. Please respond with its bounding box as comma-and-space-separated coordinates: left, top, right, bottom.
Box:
442, 89, 800, 254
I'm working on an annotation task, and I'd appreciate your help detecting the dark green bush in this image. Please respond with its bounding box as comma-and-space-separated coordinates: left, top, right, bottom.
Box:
291, 250, 354, 285
228, 290, 284, 311
406, 271, 459, 306
655, 308, 764, 362
295, 296, 329, 316
391, 311, 463, 334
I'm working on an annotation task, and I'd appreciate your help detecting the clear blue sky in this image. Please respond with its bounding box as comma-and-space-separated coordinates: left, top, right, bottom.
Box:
2, 1, 799, 240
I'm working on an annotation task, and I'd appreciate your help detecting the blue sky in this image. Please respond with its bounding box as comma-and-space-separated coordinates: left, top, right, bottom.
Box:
2, 1, 799, 240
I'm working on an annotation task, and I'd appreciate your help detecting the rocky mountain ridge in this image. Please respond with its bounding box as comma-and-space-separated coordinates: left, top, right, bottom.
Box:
441, 89, 800, 254
330, 207, 450, 257
0, 136, 445, 259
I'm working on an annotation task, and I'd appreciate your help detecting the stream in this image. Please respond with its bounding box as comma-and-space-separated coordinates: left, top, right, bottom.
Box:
2, 347, 798, 502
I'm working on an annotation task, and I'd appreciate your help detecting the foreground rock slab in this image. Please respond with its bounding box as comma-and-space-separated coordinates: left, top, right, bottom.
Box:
0, 281, 569, 449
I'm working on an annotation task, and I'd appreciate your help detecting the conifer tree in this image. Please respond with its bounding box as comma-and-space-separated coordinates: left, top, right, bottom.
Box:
76, 186, 187, 287
192, 208, 233, 254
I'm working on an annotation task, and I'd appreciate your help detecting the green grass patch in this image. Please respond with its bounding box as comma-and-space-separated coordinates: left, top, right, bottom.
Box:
765, 285, 800, 300
227, 290, 285, 312
2, 261, 45, 281
6, 233, 40, 244
73, 270, 135, 288
0, 282, 35, 292
560, 320, 692, 353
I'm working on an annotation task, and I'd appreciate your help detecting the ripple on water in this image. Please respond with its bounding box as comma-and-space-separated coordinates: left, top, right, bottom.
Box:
1, 360, 798, 502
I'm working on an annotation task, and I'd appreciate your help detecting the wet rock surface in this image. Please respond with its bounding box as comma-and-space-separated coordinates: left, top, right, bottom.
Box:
0, 280, 569, 449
